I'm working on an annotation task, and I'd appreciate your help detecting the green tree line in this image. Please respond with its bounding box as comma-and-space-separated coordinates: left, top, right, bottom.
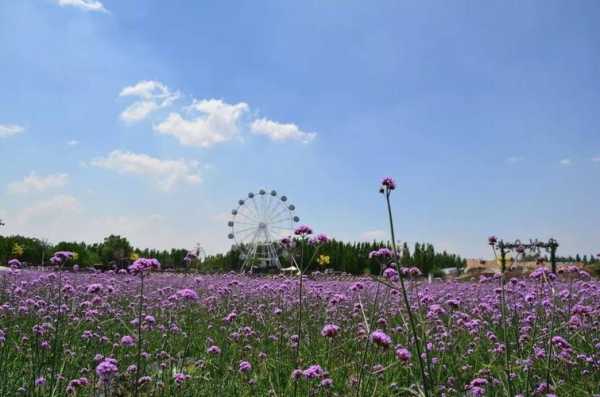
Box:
1, 233, 468, 275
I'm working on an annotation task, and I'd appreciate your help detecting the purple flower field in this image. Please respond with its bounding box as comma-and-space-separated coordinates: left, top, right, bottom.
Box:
1, 267, 599, 396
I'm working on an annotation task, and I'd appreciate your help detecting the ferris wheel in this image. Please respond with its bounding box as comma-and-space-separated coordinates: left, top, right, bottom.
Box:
192, 243, 207, 261
227, 189, 299, 271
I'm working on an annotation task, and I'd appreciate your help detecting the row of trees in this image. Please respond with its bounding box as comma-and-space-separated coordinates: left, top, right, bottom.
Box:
0, 235, 188, 270
557, 254, 599, 264
1, 233, 470, 276
290, 240, 465, 276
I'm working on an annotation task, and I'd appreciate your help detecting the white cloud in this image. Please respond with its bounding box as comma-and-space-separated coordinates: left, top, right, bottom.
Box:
559, 158, 572, 166
67, 140, 79, 146
5, 204, 224, 253
154, 99, 249, 148
0, 124, 25, 138
56, 0, 108, 13
8, 172, 69, 194
91, 150, 201, 191
505, 156, 522, 165
119, 81, 179, 123
16, 195, 81, 225
250, 118, 317, 143
359, 229, 387, 241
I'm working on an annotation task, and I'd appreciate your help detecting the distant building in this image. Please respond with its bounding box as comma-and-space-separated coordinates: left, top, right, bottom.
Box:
440, 267, 459, 276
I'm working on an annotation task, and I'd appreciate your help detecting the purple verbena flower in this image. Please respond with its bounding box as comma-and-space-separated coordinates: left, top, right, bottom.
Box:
321, 324, 340, 338
95, 358, 118, 381
294, 225, 313, 237
303, 364, 324, 379
176, 288, 198, 301
383, 267, 399, 280
370, 330, 392, 348
120, 335, 135, 347
239, 361, 252, 374
395, 347, 412, 362
309, 233, 330, 245
380, 177, 396, 191
128, 258, 161, 275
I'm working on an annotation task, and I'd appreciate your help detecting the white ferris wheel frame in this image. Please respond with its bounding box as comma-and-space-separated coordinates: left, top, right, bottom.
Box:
227, 189, 299, 271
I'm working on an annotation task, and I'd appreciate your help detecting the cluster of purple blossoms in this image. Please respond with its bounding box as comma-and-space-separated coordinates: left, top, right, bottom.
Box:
466, 378, 488, 397
369, 247, 394, 259
383, 266, 399, 281
370, 330, 392, 348
173, 372, 190, 384
137, 376, 152, 385
176, 288, 199, 301
291, 369, 303, 381
120, 335, 135, 347
320, 324, 340, 337
530, 267, 556, 280
279, 237, 295, 249
207, 345, 221, 355
552, 335, 574, 359
66, 377, 89, 394
302, 364, 324, 379
379, 177, 396, 192
309, 233, 330, 245
128, 258, 161, 275
8, 258, 22, 269
86, 283, 103, 294
50, 251, 74, 265
239, 361, 252, 374
294, 225, 313, 237
95, 358, 118, 382
399, 267, 422, 277
395, 346, 411, 362
488, 235, 498, 246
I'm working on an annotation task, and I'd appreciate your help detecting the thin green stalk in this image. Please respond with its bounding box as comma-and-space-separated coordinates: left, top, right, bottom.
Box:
499, 274, 514, 396
544, 274, 557, 391
491, 244, 514, 396
134, 273, 145, 397
355, 277, 383, 396
384, 190, 430, 397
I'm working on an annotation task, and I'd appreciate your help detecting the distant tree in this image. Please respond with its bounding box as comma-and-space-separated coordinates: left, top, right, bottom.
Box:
99, 235, 133, 268
401, 242, 411, 267
12, 243, 24, 258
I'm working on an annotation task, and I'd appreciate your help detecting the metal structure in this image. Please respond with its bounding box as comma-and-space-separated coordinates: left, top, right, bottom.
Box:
491, 238, 559, 273
227, 189, 299, 272
192, 243, 207, 262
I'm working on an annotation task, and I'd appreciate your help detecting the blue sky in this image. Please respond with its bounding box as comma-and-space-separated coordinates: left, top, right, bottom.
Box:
1, 0, 599, 258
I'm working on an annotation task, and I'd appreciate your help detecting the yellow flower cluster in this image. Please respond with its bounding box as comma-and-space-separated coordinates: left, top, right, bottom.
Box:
317, 255, 330, 267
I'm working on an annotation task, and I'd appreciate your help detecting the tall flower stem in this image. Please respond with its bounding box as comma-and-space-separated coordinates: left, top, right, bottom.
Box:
355, 277, 383, 396
384, 191, 430, 397
134, 274, 145, 397
490, 243, 514, 396
499, 274, 514, 396
543, 273, 557, 391
50, 265, 64, 394
292, 244, 304, 397
295, 258, 303, 368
